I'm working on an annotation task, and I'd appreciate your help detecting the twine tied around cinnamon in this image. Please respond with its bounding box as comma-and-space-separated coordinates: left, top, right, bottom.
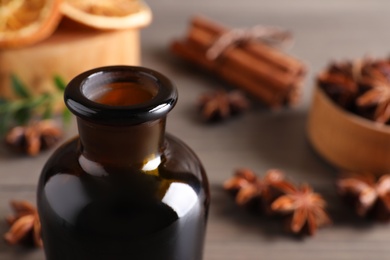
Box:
206, 26, 293, 60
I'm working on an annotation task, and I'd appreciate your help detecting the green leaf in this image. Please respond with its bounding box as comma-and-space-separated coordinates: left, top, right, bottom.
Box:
14, 108, 31, 125
62, 108, 72, 125
42, 102, 53, 119
2, 101, 24, 115
25, 93, 50, 109
0, 110, 12, 135
53, 75, 66, 91
0, 74, 69, 135
0, 101, 10, 113
11, 74, 31, 98
0, 98, 7, 105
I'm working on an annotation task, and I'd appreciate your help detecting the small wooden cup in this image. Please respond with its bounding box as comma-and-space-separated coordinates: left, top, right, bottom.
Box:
307, 87, 390, 174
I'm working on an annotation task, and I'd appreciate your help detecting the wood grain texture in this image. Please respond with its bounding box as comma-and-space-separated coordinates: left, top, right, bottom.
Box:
308, 88, 390, 174
2, 0, 390, 259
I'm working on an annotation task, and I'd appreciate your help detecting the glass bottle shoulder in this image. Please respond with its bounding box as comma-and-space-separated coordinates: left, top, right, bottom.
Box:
38, 134, 209, 237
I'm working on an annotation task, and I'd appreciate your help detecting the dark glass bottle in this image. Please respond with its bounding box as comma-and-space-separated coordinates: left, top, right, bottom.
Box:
37, 66, 210, 260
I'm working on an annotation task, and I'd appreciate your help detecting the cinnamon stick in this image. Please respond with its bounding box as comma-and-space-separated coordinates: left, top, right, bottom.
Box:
170, 16, 306, 107
192, 16, 305, 76
188, 25, 298, 91
171, 41, 285, 106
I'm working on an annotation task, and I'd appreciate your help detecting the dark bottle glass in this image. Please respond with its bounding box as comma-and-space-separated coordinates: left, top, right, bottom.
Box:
37, 66, 210, 260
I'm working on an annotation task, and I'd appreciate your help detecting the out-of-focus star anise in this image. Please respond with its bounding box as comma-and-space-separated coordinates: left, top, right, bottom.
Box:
5, 120, 63, 156
356, 62, 390, 123
224, 168, 285, 206
337, 173, 390, 221
198, 90, 250, 122
318, 57, 390, 124
270, 182, 331, 236
4, 200, 42, 247
224, 168, 285, 210
317, 61, 360, 108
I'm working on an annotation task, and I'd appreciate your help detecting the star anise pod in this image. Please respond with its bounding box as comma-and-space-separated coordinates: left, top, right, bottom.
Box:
4, 200, 42, 247
5, 120, 63, 156
224, 168, 285, 210
270, 182, 331, 236
198, 90, 250, 122
356, 61, 390, 123
337, 173, 390, 221
317, 60, 361, 108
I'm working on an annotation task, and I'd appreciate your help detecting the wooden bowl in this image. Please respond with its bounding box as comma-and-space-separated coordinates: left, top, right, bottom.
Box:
307, 87, 390, 174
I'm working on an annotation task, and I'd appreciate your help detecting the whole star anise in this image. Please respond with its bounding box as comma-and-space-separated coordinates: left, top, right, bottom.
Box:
4, 200, 42, 247
356, 62, 390, 123
224, 168, 285, 210
317, 60, 361, 108
5, 120, 63, 156
270, 182, 331, 236
198, 90, 250, 122
337, 173, 390, 221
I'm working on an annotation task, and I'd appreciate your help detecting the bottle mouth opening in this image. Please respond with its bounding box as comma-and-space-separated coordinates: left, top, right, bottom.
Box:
65, 66, 178, 125
82, 70, 159, 106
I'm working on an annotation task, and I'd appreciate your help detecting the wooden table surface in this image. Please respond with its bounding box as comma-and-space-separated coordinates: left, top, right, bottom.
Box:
2, 0, 390, 259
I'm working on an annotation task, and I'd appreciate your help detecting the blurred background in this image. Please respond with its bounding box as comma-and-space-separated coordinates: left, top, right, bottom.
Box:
1, 0, 390, 259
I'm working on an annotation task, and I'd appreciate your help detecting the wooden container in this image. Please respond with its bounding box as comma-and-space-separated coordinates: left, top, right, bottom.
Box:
0, 6, 151, 99
307, 87, 390, 174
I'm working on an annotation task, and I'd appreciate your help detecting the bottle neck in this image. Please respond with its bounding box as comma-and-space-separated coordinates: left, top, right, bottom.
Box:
77, 117, 166, 173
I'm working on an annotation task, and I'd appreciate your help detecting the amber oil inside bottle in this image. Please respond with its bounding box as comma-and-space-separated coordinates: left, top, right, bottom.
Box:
91, 82, 156, 106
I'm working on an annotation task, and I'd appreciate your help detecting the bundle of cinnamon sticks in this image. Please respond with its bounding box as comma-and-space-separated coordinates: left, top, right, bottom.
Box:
170, 16, 306, 107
